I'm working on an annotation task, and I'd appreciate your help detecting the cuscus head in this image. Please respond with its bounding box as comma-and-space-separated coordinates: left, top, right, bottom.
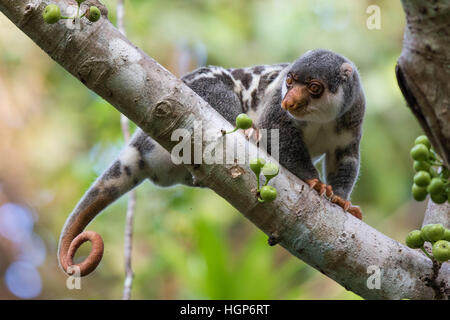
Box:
281, 49, 359, 123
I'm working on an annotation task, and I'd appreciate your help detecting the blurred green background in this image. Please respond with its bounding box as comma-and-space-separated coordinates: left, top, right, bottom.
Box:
0, 0, 429, 299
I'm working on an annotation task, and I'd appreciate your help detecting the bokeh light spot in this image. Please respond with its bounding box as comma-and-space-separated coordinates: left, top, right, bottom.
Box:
5, 261, 42, 299
0, 203, 34, 244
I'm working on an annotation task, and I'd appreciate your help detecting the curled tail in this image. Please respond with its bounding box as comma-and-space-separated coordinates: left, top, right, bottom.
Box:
58, 130, 194, 276
58, 132, 149, 276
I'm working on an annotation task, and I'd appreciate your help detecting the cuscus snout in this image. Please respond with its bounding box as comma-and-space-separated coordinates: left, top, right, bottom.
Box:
281, 84, 309, 111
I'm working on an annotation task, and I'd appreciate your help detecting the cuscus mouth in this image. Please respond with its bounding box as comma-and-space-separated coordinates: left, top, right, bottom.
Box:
286, 101, 308, 112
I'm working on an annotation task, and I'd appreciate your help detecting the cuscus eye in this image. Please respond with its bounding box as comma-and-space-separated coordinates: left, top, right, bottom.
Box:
307, 80, 324, 96
286, 74, 293, 86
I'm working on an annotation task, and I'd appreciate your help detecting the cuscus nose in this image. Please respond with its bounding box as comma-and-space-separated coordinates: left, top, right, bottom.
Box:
281, 95, 296, 110
281, 85, 307, 111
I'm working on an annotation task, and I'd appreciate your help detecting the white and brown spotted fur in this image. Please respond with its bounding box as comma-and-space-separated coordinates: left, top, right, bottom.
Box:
58, 49, 365, 275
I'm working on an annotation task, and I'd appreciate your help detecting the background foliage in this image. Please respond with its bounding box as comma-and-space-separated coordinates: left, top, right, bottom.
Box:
0, 0, 427, 299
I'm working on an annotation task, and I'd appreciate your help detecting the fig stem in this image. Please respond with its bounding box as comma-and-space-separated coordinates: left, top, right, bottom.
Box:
420, 246, 433, 260
263, 177, 272, 187
224, 127, 238, 135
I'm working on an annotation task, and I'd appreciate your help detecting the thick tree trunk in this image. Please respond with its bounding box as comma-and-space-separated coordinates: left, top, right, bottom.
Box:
1, 0, 448, 299
423, 201, 450, 228
396, 0, 450, 167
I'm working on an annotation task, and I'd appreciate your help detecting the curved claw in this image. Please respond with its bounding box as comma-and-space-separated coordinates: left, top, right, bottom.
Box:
321, 184, 334, 197
306, 179, 333, 198
244, 127, 261, 143
318, 183, 327, 196
348, 206, 363, 220
306, 178, 319, 189
331, 195, 363, 220
331, 194, 344, 205
342, 200, 351, 212
243, 128, 254, 140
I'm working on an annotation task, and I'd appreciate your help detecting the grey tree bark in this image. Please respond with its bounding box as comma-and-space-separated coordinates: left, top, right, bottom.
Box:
396, 0, 450, 168
423, 201, 450, 229
0, 0, 448, 299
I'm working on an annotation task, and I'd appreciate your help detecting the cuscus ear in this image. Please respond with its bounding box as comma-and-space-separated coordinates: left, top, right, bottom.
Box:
340, 62, 354, 80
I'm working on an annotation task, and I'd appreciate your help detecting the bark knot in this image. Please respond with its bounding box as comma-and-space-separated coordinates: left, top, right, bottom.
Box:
154, 100, 175, 118
229, 165, 245, 179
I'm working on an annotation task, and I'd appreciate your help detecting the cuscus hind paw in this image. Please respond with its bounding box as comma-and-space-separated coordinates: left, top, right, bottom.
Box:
305, 179, 363, 220
347, 205, 363, 220
331, 195, 363, 220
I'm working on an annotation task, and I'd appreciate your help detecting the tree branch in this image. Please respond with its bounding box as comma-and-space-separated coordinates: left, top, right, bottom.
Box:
1, 0, 448, 299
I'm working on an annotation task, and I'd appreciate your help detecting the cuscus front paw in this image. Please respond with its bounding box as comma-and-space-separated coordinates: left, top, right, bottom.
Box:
305, 178, 333, 197
305, 179, 363, 220
243, 127, 261, 144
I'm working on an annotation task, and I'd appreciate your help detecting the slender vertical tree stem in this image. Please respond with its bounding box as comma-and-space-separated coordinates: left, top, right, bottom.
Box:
117, 0, 135, 301
117, 0, 125, 35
